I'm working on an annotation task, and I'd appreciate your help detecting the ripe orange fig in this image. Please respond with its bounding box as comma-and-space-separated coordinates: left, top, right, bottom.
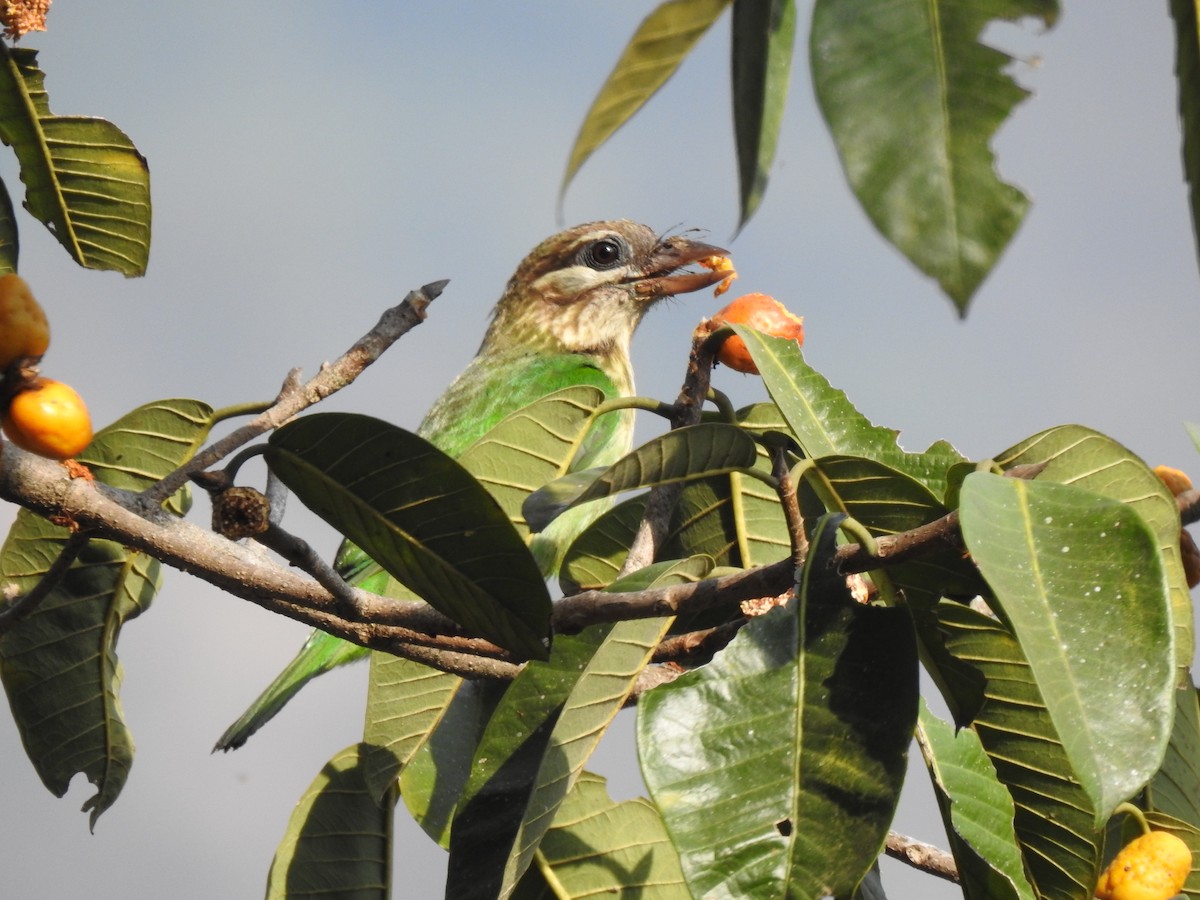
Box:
2, 377, 93, 459
0, 273, 50, 368
710, 292, 804, 374
1095, 829, 1192, 900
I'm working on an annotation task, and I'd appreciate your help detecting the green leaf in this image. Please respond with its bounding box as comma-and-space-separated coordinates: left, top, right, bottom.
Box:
994, 424, 1194, 681
810, 0, 1058, 312
917, 703, 1035, 900
559, 403, 794, 593
1172, 0, 1200, 277
731, 0, 796, 231
0, 399, 215, 826
936, 600, 1101, 900
266, 744, 391, 900
266, 413, 552, 661
457, 385, 606, 541
361, 656, 464, 802
796, 453, 988, 722
734, 326, 963, 496
1146, 687, 1200, 829
511, 772, 690, 899
523, 422, 760, 532
959, 473, 1174, 824
0, 175, 18, 273
448, 558, 708, 898
561, 0, 731, 200
639, 515, 918, 897
0, 45, 150, 275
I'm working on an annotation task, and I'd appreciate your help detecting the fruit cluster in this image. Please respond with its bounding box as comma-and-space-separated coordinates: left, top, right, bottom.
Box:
0, 274, 92, 459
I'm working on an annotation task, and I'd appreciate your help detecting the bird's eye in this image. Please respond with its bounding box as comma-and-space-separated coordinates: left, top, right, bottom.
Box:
582, 238, 625, 270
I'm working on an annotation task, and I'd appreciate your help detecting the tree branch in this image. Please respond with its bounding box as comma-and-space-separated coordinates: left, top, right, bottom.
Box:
143, 280, 447, 507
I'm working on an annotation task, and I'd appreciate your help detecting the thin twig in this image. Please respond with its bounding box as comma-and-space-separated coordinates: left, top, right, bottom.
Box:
142, 281, 446, 507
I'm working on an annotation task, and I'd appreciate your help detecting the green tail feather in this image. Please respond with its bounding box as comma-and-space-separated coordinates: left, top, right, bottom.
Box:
212, 631, 368, 752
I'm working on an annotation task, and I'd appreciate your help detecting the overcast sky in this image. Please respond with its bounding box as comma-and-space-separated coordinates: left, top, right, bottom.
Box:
0, 3, 1194, 898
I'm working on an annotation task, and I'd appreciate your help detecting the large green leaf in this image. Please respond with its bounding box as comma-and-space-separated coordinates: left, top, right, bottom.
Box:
937, 600, 1101, 900
362, 390, 604, 804
266, 743, 391, 900
266, 413, 552, 661
733, 326, 963, 496
959, 473, 1173, 825
1172, 0, 1200, 276
511, 772, 690, 899
810, 0, 1057, 312
917, 703, 1035, 900
457, 385, 606, 542
731, 0, 795, 230
639, 515, 918, 896
561, 0, 731, 200
559, 403, 792, 593
0, 399, 215, 826
0, 45, 150, 275
448, 558, 707, 898
523, 422, 760, 533
993, 424, 1194, 680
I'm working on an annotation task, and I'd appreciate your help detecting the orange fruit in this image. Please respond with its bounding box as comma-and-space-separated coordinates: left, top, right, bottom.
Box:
0, 273, 49, 368
711, 293, 804, 374
1095, 830, 1192, 900
3, 377, 93, 459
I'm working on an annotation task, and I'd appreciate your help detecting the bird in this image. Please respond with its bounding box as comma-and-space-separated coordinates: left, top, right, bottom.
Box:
214, 220, 729, 751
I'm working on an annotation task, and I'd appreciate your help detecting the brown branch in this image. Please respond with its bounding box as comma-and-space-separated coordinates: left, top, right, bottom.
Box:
884, 832, 959, 883
620, 321, 719, 576
142, 281, 447, 507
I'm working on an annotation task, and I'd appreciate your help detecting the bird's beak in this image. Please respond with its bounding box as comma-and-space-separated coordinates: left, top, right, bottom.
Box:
632, 235, 731, 299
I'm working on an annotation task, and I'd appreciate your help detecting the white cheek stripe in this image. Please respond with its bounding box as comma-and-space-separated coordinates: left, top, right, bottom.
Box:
532, 264, 626, 299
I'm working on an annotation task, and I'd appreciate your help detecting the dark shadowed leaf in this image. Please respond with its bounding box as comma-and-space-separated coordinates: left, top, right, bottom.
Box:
0, 175, 17, 273
810, 0, 1058, 312
266, 413, 552, 660
266, 744, 390, 900
639, 515, 917, 896
0, 399, 215, 826
731, 0, 796, 230
0, 45, 150, 275
959, 473, 1173, 825
1172, 0, 1200, 277
562, 0, 731, 201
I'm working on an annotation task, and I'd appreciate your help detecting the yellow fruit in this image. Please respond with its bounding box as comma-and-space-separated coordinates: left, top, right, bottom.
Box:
0, 273, 49, 368
2, 377, 93, 459
698, 255, 738, 297
1154, 465, 1193, 496
1095, 830, 1192, 900
710, 292, 805, 375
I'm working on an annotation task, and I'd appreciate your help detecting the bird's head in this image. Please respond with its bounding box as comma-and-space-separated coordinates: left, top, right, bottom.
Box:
482, 220, 729, 359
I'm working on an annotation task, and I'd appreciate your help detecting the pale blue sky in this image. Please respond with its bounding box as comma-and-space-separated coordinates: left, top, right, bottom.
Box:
0, 3, 1194, 897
